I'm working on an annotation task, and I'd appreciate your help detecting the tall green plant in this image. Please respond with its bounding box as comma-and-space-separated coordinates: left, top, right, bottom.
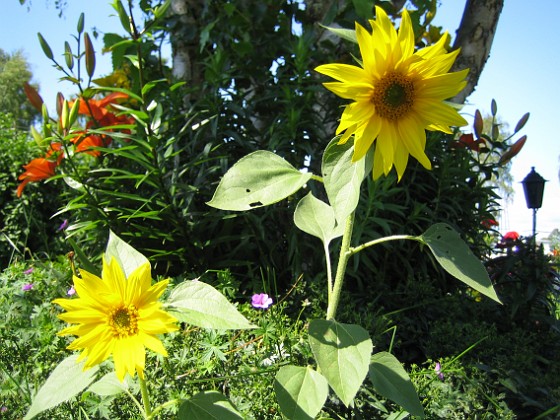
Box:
207, 7, 502, 417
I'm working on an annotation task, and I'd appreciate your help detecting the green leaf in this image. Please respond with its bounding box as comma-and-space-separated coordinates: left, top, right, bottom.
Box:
368, 352, 425, 418
419, 223, 501, 303
207, 151, 312, 211
66, 237, 100, 277
274, 365, 329, 420
319, 24, 358, 43
294, 192, 343, 245
104, 230, 149, 278
24, 355, 99, 420
167, 280, 255, 330
308, 320, 372, 407
322, 137, 366, 223
178, 391, 243, 419
87, 372, 132, 397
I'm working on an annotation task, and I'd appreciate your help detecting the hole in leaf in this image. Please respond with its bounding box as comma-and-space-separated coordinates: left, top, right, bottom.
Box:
246, 188, 251, 193
249, 201, 263, 208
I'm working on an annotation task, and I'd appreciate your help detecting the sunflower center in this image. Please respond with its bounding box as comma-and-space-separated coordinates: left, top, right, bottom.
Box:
372, 72, 415, 120
109, 305, 139, 338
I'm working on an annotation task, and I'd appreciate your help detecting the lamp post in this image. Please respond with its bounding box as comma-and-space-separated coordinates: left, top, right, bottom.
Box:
521, 167, 547, 238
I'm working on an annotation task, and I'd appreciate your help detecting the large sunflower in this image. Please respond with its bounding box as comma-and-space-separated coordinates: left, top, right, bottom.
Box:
53, 257, 178, 381
316, 6, 468, 179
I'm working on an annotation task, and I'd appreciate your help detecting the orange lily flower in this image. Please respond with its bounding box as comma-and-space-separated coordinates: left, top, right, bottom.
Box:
75, 92, 128, 121
70, 132, 110, 157
17, 143, 63, 197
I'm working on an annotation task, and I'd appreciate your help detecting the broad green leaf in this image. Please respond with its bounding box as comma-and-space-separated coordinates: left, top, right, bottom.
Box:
308, 320, 372, 407
322, 137, 366, 223
294, 192, 343, 245
274, 365, 329, 420
178, 391, 243, 419
24, 355, 99, 420
368, 352, 425, 418
207, 151, 312, 211
88, 372, 132, 397
419, 223, 501, 303
104, 230, 149, 278
167, 280, 255, 330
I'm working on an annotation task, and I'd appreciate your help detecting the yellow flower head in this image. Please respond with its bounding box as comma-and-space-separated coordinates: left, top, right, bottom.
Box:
53, 257, 178, 381
316, 6, 469, 179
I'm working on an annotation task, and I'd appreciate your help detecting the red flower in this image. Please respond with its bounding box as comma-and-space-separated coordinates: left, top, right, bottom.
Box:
68, 92, 135, 155
74, 92, 129, 121
452, 133, 485, 152
481, 218, 498, 229
17, 143, 63, 197
503, 231, 520, 241
70, 132, 110, 157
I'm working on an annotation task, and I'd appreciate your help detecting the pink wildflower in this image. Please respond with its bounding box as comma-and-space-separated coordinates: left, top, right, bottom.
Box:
251, 293, 273, 309
22, 283, 33, 292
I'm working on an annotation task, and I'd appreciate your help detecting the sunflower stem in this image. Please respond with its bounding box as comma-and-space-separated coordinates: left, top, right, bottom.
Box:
326, 211, 355, 320
139, 375, 152, 418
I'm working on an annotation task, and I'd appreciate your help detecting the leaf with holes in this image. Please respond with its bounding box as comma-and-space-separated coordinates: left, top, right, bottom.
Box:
419, 223, 501, 303
207, 151, 312, 211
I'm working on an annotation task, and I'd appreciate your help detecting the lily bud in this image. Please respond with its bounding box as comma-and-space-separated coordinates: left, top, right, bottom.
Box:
23, 82, 44, 112
84, 32, 96, 78
37, 33, 54, 60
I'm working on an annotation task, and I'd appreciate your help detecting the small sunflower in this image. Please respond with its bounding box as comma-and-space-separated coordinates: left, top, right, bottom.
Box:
316, 6, 469, 179
53, 257, 178, 381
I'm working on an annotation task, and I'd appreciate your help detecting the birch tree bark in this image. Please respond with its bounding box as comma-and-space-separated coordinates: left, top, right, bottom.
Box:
451, 0, 505, 104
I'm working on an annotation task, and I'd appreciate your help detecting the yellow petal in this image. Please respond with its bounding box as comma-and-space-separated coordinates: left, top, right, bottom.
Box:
315, 63, 368, 83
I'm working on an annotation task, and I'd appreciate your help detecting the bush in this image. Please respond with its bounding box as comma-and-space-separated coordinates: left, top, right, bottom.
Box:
0, 113, 67, 269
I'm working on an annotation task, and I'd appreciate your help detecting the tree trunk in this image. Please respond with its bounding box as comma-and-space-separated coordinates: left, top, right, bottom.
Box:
169, 0, 205, 105
451, 0, 505, 104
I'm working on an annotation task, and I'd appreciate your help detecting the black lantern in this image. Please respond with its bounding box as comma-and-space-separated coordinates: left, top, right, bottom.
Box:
521, 167, 547, 237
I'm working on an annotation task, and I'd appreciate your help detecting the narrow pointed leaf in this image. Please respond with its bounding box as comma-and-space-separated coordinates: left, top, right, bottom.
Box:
419, 223, 501, 302
24, 355, 99, 420
178, 391, 243, 419
274, 365, 328, 420
294, 192, 343, 245
369, 352, 424, 417
207, 151, 311, 211
308, 320, 372, 407
167, 280, 255, 330
322, 137, 366, 223
319, 24, 358, 43
105, 230, 149, 278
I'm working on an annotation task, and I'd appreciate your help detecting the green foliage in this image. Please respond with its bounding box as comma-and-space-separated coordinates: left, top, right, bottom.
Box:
0, 49, 40, 128
486, 235, 560, 326
0, 113, 67, 268
24, 355, 99, 420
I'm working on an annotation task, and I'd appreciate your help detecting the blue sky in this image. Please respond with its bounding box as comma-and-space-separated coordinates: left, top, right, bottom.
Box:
2, 0, 559, 241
